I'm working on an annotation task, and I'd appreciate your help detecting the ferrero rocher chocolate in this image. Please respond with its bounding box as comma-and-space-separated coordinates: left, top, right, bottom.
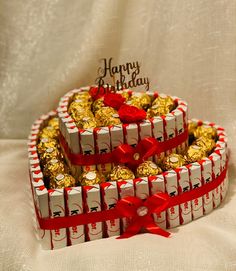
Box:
95, 107, 121, 126
68, 100, 92, 116
48, 117, 59, 130
39, 126, 59, 140
193, 125, 217, 140
117, 90, 129, 100
92, 97, 105, 113
126, 100, 142, 109
139, 93, 152, 110
40, 147, 63, 165
79, 170, 106, 186
194, 136, 216, 154
43, 158, 67, 179
185, 145, 206, 163
73, 92, 92, 102
75, 116, 97, 129
109, 165, 135, 181
71, 109, 94, 123
50, 173, 76, 189
152, 95, 175, 111
136, 161, 162, 177
37, 138, 58, 156
162, 153, 186, 170
146, 104, 170, 118
188, 121, 198, 137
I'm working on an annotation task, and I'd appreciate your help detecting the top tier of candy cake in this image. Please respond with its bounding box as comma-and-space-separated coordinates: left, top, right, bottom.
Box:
57, 86, 189, 178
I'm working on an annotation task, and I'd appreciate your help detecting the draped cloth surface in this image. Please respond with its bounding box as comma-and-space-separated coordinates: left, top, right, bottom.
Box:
0, 1, 236, 270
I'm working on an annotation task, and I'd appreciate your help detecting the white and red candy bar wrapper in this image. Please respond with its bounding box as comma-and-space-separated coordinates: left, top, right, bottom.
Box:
35, 186, 51, 250
162, 113, 176, 155
187, 162, 204, 220
175, 167, 192, 224
123, 123, 139, 148
163, 170, 180, 228
100, 182, 120, 237
117, 180, 135, 232
109, 124, 124, 150
65, 187, 85, 245
49, 189, 67, 249
209, 152, 221, 208
83, 185, 103, 241
148, 174, 166, 229
94, 127, 112, 176
134, 177, 149, 200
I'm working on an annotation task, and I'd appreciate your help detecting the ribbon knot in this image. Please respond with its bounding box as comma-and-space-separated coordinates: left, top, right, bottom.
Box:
116, 192, 171, 239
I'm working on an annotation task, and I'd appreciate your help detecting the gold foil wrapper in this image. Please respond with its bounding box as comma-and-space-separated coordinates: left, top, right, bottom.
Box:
40, 147, 63, 166
95, 107, 121, 126
43, 158, 67, 179
193, 125, 217, 140
194, 136, 216, 154
152, 95, 175, 111
109, 165, 135, 181
68, 100, 92, 116
146, 104, 170, 118
117, 90, 130, 100
188, 121, 198, 137
48, 117, 59, 130
185, 145, 206, 163
39, 126, 59, 140
79, 170, 106, 186
139, 93, 152, 110
50, 173, 76, 189
37, 138, 58, 156
75, 116, 97, 129
126, 100, 142, 109
92, 97, 105, 113
162, 153, 186, 170
136, 161, 162, 177
73, 92, 92, 102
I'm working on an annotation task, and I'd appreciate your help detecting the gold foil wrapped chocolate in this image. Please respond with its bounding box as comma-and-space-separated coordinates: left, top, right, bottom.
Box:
68, 100, 92, 116
126, 100, 142, 109
185, 145, 206, 163
95, 107, 121, 126
37, 138, 58, 156
129, 93, 152, 110
40, 147, 63, 165
43, 158, 67, 179
109, 165, 135, 181
193, 125, 217, 140
194, 136, 216, 154
50, 173, 76, 189
75, 116, 97, 129
136, 161, 162, 177
39, 126, 59, 140
162, 153, 186, 170
79, 170, 106, 186
73, 92, 92, 102
146, 104, 170, 118
92, 97, 105, 113
117, 90, 130, 100
188, 121, 198, 137
152, 95, 175, 111
48, 117, 59, 130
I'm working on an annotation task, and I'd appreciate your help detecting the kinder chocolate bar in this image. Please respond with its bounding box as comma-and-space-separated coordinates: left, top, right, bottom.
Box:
200, 158, 213, 215
187, 162, 203, 220
163, 170, 180, 228
209, 152, 221, 208
49, 189, 67, 249
162, 114, 176, 155
138, 120, 152, 140
171, 109, 186, 153
65, 187, 85, 245
35, 186, 51, 250
175, 167, 192, 224
150, 117, 165, 163
109, 125, 124, 150
100, 182, 120, 237
148, 174, 166, 229
123, 123, 139, 148
117, 180, 135, 232
134, 177, 149, 200
94, 127, 112, 176
79, 129, 96, 172
83, 185, 103, 241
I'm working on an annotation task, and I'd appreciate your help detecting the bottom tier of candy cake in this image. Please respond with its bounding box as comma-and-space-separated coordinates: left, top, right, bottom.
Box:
28, 111, 229, 250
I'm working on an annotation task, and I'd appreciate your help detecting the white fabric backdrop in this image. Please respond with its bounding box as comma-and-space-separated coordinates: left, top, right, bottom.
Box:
0, 0, 236, 270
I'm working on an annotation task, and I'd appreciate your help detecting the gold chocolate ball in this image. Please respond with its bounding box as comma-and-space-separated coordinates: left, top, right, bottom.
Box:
193, 125, 217, 140
48, 117, 59, 130
73, 91, 92, 102
40, 147, 63, 165
39, 126, 59, 140
162, 153, 186, 171
109, 165, 135, 181
146, 105, 170, 118
37, 138, 58, 156
79, 170, 106, 186
117, 90, 130, 100
95, 107, 121, 127
185, 145, 206, 163
75, 116, 97, 129
194, 136, 216, 154
50, 173, 76, 189
43, 158, 68, 179
136, 161, 162, 177
92, 97, 105, 113
188, 121, 198, 137
152, 95, 175, 111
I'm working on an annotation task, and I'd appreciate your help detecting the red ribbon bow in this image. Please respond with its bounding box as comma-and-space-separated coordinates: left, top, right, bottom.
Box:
116, 193, 171, 239
112, 137, 158, 168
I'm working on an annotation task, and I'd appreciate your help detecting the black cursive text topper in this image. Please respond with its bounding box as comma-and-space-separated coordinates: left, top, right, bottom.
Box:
95, 58, 150, 92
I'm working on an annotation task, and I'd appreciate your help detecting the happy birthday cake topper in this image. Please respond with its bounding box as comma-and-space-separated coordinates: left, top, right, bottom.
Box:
95, 58, 150, 91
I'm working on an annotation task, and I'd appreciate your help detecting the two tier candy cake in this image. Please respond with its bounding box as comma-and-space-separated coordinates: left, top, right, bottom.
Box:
28, 86, 229, 250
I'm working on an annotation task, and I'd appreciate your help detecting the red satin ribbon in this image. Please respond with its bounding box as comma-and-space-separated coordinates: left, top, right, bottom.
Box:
35, 164, 227, 239
59, 129, 188, 166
